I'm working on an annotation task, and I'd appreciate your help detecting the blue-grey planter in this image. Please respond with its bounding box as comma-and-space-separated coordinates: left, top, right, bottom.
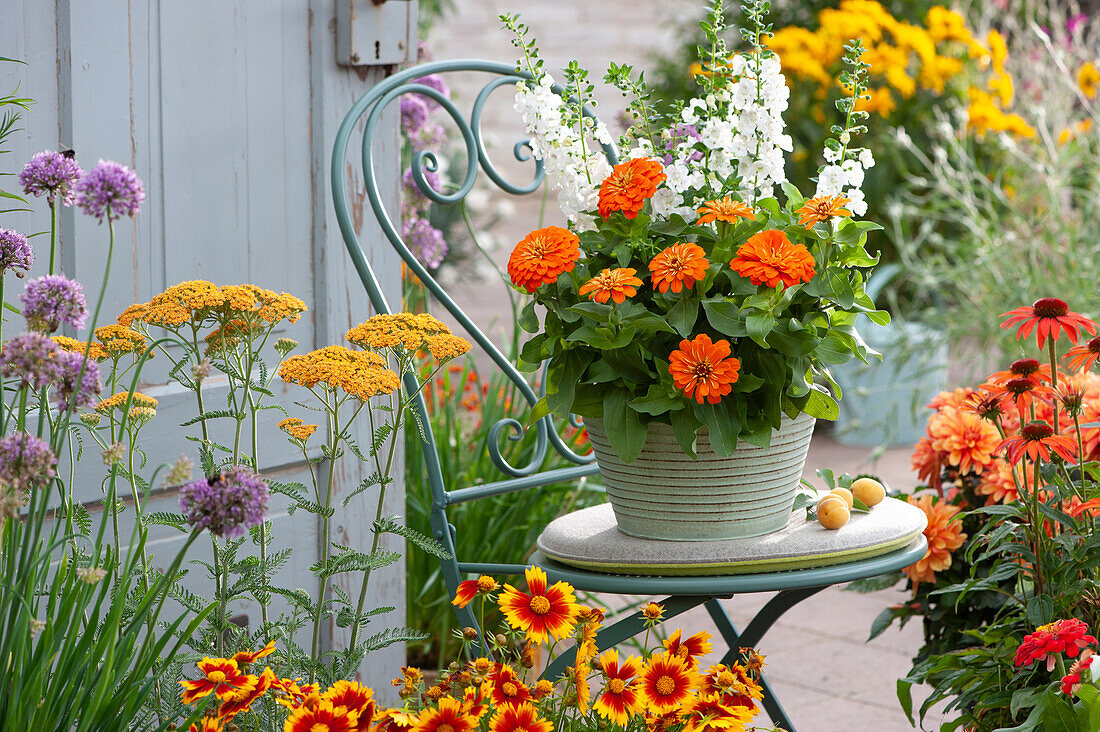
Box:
585, 412, 816, 541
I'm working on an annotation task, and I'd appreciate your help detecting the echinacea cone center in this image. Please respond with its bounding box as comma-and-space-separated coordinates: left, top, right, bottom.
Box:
656, 675, 676, 696
1033, 297, 1068, 317
1010, 358, 1040, 375
529, 596, 551, 615
608, 678, 626, 694
1022, 422, 1055, 440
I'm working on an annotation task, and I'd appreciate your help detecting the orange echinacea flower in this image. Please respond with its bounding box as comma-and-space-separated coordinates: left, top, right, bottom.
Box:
696, 197, 755, 225
498, 566, 580, 643
729, 229, 816, 289
668, 334, 740, 405
578, 268, 643, 304
649, 243, 710, 294
1066, 336, 1100, 374
1000, 298, 1097, 350
507, 226, 580, 294
597, 158, 666, 220
795, 194, 852, 227
904, 494, 967, 589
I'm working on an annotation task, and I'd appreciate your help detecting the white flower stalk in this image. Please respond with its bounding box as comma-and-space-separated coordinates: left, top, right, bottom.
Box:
513, 75, 612, 227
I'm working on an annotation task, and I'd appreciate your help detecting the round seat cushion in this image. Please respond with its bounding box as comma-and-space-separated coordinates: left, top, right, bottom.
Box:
536, 496, 927, 576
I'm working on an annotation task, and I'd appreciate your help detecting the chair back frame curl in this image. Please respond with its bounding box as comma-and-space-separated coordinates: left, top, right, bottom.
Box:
331, 59, 927, 731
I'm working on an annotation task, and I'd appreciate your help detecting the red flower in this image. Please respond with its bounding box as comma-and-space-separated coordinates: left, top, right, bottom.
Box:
1062, 650, 1096, 695
593, 649, 642, 725
1000, 298, 1097, 349
998, 420, 1078, 466
983, 376, 1055, 417
497, 566, 580, 644
488, 664, 533, 708
1015, 619, 1097, 671
1066, 335, 1100, 373
662, 629, 713, 666
179, 657, 252, 705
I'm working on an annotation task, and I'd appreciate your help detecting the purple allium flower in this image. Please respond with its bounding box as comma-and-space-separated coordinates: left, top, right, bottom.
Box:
413, 74, 449, 109
179, 466, 269, 538
51, 350, 101, 410
0, 432, 57, 490
0, 228, 33, 275
0, 333, 59, 390
409, 123, 446, 153
416, 40, 433, 64
74, 160, 144, 222
401, 217, 448, 269
19, 150, 84, 206
663, 123, 704, 165
402, 166, 442, 213
401, 94, 430, 136
20, 274, 88, 333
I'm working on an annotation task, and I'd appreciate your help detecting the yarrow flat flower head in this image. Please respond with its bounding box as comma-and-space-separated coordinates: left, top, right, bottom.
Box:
278, 345, 400, 401
0, 228, 33, 275
19, 150, 83, 205
75, 160, 144, 222
20, 274, 88, 333
179, 466, 269, 538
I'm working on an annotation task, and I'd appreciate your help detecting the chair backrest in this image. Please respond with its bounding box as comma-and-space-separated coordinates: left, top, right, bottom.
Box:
330, 60, 612, 601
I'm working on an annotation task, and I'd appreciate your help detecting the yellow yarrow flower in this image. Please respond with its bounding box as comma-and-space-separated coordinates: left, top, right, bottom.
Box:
278, 417, 318, 442
278, 345, 400, 400
94, 324, 149, 358
345, 312, 451, 351
53, 335, 109, 361
96, 391, 159, 414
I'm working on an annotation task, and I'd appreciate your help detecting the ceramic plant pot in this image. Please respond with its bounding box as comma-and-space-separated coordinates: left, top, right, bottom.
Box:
584, 411, 816, 541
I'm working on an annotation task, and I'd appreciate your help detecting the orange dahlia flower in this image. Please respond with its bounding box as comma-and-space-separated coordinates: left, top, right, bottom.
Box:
795, 194, 852, 227
927, 406, 1000, 475
904, 493, 967, 588
594, 650, 643, 725
668, 334, 740, 405
927, 387, 977, 411
974, 459, 1020, 506
507, 226, 580, 294
578, 267, 643, 304
597, 157, 666, 220
637, 651, 700, 714
498, 566, 580, 643
489, 702, 553, 732
696, 197, 755, 225
910, 436, 943, 493
729, 229, 816, 289
179, 657, 252, 705
649, 243, 710, 294
1000, 297, 1098, 350
416, 697, 477, 732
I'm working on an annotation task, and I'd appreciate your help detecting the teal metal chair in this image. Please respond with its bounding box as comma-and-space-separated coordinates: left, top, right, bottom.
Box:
330, 60, 926, 730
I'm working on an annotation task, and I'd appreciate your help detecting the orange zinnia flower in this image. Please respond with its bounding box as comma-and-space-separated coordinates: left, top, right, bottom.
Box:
597, 158, 666, 220
668, 334, 740, 404
180, 657, 252, 705
638, 652, 700, 714
488, 701, 553, 732
795, 194, 852, 227
488, 664, 532, 708
594, 650, 643, 725
1066, 335, 1100, 373
696, 197, 755, 225
729, 229, 816, 289
999, 420, 1078, 466
507, 226, 580, 294
578, 268, 643, 304
649, 243, 710, 294
927, 406, 1000, 475
1000, 297, 1098, 350
663, 629, 713, 666
285, 699, 359, 732
498, 566, 580, 643
415, 697, 476, 732
904, 494, 967, 589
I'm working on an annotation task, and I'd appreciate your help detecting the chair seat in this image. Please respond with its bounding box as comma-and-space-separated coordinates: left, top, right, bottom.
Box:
534, 497, 927, 590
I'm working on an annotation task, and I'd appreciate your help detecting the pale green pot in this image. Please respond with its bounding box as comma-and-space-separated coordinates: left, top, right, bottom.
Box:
584, 412, 816, 541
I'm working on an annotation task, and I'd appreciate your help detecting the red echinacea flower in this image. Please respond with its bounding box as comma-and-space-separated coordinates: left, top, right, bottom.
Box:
1000, 298, 1097, 350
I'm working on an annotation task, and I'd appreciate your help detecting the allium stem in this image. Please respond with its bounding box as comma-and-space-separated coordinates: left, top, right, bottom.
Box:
48, 198, 58, 275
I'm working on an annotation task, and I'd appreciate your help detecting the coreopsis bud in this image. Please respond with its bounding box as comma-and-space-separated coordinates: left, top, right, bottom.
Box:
462, 627, 480, 641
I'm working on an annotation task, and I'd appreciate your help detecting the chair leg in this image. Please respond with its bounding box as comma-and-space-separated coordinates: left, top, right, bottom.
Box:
704, 588, 827, 732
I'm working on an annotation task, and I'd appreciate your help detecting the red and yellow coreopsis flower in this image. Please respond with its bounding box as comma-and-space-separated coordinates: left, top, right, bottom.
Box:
677, 693, 755, 732
488, 664, 533, 708
285, 699, 359, 732
498, 566, 580, 643
663, 629, 714, 666
668, 334, 741, 405
488, 701, 553, 732
729, 229, 816, 289
231, 640, 276, 667
218, 667, 275, 720
452, 575, 500, 608
373, 708, 420, 732
414, 696, 476, 732
637, 651, 700, 714
325, 680, 375, 731
594, 649, 643, 725
180, 657, 253, 705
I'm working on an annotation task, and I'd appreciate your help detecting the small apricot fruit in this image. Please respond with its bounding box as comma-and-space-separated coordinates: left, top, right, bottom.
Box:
817, 496, 850, 529
828, 487, 854, 509
851, 477, 886, 507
